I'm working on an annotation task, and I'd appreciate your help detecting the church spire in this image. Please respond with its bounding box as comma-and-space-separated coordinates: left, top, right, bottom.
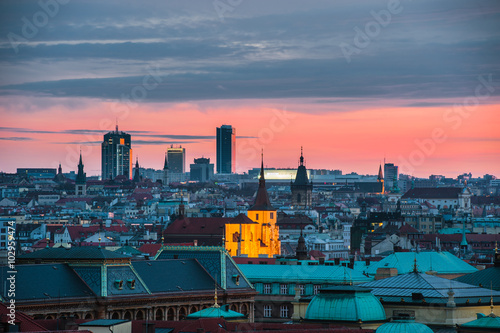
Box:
163, 153, 168, 170
76, 151, 86, 185
249, 151, 274, 211
377, 164, 383, 181
260, 149, 265, 180
133, 157, 141, 183
299, 146, 304, 166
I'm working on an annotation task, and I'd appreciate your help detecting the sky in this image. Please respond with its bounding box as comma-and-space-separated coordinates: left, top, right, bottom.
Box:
0, 0, 499, 178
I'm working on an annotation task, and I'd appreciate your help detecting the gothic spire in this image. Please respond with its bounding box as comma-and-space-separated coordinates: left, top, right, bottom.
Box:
377, 164, 383, 181
249, 150, 274, 211
163, 153, 168, 170
133, 157, 141, 183
75, 151, 86, 185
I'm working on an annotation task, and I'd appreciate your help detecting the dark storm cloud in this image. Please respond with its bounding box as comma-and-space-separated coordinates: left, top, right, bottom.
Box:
1, 0, 499, 105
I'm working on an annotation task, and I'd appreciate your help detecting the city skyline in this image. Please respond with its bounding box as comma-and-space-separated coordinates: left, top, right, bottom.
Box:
1, 1, 499, 177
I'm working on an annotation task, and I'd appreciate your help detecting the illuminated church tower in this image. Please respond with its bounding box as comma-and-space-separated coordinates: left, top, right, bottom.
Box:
225, 153, 280, 258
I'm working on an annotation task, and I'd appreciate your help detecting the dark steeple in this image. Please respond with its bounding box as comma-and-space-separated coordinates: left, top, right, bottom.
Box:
248, 151, 274, 211
75, 152, 86, 185
163, 153, 168, 170
53, 163, 66, 183
296, 228, 308, 261
377, 164, 383, 182
291, 147, 313, 208
293, 146, 310, 186
133, 157, 141, 183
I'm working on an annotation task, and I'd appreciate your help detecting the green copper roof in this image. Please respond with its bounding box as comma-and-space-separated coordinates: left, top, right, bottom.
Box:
360, 271, 500, 305
113, 245, 144, 256
19, 246, 130, 260
365, 251, 477, 276
305, 286, 386, 322
186, 304, 245, 319
376, 319, 433, 333
239, 264, 372, 284
460, 313, 500, 329
454, 267, 500, 291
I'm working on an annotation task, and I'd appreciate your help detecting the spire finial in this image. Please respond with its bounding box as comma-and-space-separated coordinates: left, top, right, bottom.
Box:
161, 235, 164, 246
46, 237, 50, 248
413, 255, 418, 273
260, 149, 264, 179
491, 282, 494, 315
299, 146, 304, 166
495, 241, 498, 254
213, 283, 220, 308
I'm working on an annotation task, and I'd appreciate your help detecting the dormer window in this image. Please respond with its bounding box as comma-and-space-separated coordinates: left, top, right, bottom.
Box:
114, 280, 123, 290
127, 279, 136, 289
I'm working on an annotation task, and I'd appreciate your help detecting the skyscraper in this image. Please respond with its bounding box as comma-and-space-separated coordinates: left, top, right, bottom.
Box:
167, 145, 185, 174
190, 157, 214, 182
384, 163, 399, 190
101, 125, 132, 180
216, 125, 235, 174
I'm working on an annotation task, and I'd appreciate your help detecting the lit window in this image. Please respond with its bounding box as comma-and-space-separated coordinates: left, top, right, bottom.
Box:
280, 305, 289, 318
263, 284, 271, 294
280, 284, 288, 295
264, 305, 272, 318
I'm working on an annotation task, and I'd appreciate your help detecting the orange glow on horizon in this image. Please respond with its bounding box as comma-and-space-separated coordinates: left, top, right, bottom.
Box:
0, 99, 499, 178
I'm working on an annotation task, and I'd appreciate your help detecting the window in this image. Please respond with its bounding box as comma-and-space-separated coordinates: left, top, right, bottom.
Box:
280, 305, 289, 318
270, 212, 274, 219
264, 305, 272, 318
280, 284, 288, 295
298, 284, 304, 295
314, 285, 321, 295
263, 284, 271, 294
256, 214, 259, 220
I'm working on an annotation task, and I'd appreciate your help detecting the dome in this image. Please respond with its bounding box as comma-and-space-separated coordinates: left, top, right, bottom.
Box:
376, 318, 433, 333
305, 286, 386, 322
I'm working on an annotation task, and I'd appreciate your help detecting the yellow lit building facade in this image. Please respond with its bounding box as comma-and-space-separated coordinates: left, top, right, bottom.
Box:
225, 158, 281, 258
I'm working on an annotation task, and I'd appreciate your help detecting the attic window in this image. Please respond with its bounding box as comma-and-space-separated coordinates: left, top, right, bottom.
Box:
127, 279, 136, 289
114, 280, 123, 290
232, 274, 240, 286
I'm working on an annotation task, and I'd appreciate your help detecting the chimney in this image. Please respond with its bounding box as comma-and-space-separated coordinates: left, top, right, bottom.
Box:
319, 257, 325, 265
334, 258, 340, 265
